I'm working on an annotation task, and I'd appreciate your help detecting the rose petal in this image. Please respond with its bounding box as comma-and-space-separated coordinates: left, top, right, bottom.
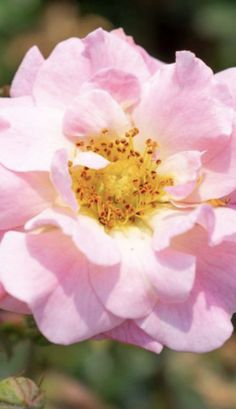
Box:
33, 38, 90, 108
147, 247, 195, 303
73, 151, 110, 169
51, 150, 78, 210
86, 68, 141, 108
215, 67, 236, 108
151, 204, 215, 251
25, 208, 120, 266
90, 228, 158, 319
159, 150, 202, 200
11, 46, 44, 97
0, 230, 121, 344
112, 28, 164, 74
98, 320, 163, 353
0, 105, 69, 171
138, 225, 236, 352
83, 28, 150, 81
134, 51, 233, 160
63, 90, 131, 141
211, 207, 236, 245
193, 122, 236, 201
0, 164, 56, 230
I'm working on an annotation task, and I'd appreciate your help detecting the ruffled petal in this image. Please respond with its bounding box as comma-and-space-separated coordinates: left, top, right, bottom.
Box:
137, 284, 233, 353
33, 38, 90, 108
0, 234, 35, 314
215, 67, 236, 108
25, 208, 120, 266
211, 206, 236, 245
0, 230, 121, 344
134, 51, 233, 160
158, 150, 202, 200
192, 121, 236, 201
0, 164, 56, 230
91, 226, 195, 315
90, 229, 157, 319
63, 90, 131, 141
138, 225, 236, 352
151, 204, 215, 251
0, 96, 32, 108
147, 248, 195, 303
0, 284, 30, 314
51, 149, 78, 210
83, 28, 150, 81
0, 105, 69, 171
112, 28, 164, 75
97, 320, 163, 353
73, 151, 110, 169
11, 46, 44, 97
83, 68, 141, 109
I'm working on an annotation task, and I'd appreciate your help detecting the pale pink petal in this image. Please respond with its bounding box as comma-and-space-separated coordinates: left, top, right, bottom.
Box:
111, 28, 135, 44
147, 248, 195, 303
111, 28, 164, 74
138, 226, 236, 352
98, 320, 163, 353
0, 247, 31, 314
167, 182, 198, 201
90, 229, 158, 319
124, 226, 195, 302
0, 106, 69, 171
192, 123, 236, 200
159, 150, 202, 200
33, 38, 90, 108
109, 229, 195, 304
91, 229, 194, 311
0, 286, 30, 314
25, 208, 120, 266
135, 45, 164, 75
83, 28, 150, 81
51, 150, 78, 210
0, 96, 32, 108
134, 51, 233, 160
11, 46, 44, 97
138, 283, 233, 353
215, 67, 236, 108
0, 164, 56, 230
211, 207, 236, 245
86, 68, 141, 108
63, 90, 131, 141
151, 204, 215, 251
0, 230, 121, 344
0, 116, 10, 131
73, 151, 110, 169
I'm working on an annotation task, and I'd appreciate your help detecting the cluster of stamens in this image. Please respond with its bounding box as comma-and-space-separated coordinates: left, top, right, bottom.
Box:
69, 128, 174, 229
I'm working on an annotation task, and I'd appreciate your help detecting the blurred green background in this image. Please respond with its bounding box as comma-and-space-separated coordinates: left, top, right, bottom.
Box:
1, 1, 236, 408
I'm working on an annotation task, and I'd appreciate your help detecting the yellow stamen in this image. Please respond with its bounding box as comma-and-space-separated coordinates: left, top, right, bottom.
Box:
70, 128, 173, 229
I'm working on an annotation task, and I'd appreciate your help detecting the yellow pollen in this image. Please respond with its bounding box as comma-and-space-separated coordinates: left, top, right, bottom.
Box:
70, 128, 173, 229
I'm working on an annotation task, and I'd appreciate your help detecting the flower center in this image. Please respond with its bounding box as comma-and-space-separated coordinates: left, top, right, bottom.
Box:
69, 128, 174, 229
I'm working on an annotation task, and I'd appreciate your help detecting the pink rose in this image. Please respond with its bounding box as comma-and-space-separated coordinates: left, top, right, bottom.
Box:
0, 28, 236, 353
